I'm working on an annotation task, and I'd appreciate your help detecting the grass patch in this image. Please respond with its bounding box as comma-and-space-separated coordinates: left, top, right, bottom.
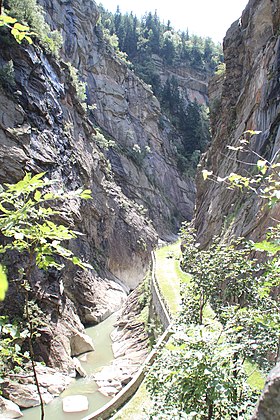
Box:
155, 240, 190, 316
244, 359, 266, 391
113, 382, 152, 419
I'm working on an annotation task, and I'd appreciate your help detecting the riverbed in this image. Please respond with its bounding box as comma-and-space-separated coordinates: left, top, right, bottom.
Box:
23, 312, 119, 420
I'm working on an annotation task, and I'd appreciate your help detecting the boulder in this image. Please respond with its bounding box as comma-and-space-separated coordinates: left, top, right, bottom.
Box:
252, 362, 280, 420
2, 365, 73, 407
70, 332, 94, 356
2, 382, 41, 408
72, 357, 87, 378
62, 395, 89, 413
0, 396, 23, 418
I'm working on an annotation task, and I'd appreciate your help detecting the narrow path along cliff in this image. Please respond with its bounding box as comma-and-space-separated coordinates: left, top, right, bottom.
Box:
112, 240, 187, 419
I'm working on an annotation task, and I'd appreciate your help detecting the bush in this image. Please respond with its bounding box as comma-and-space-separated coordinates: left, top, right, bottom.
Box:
5, 0, 62, 56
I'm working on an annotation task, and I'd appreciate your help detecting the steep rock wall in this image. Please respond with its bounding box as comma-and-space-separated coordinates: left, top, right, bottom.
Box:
0, 37, 156, 371
195, 0, 280, 247
39, 0, 195, 237
151, 53, 209, 105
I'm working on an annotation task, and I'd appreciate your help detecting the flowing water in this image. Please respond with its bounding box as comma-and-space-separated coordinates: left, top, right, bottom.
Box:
23, 312, 118, 420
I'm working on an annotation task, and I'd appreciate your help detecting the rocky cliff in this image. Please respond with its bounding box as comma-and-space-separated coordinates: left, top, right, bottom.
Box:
193, 0, 280, 417
195, 0, 280, 247
39, 0, 195, 238
0, 0, 196, 375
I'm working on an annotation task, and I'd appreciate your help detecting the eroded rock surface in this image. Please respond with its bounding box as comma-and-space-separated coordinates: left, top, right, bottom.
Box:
1, 365, 72, 409
252, 362, 280, 420
39, 0, 196, 237
195, 0, 280, 247
0, 396, 23, 418
94, 286, 150, 396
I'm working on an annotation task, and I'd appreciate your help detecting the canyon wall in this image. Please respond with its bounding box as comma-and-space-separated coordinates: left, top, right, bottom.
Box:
195, 0, 280, 247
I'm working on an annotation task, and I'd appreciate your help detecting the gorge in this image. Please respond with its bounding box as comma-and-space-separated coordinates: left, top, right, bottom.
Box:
0, 0, 279, 418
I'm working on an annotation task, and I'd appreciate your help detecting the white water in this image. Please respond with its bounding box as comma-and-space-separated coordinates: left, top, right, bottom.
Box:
23, 312, 118, 420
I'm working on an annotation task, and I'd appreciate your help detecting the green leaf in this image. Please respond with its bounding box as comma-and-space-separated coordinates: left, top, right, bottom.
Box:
25, 35, 33, 44
253, 240, 280, 255
13, 22, 30, 32
34, 190, 42, 202
0, 15, 17, 24
244, 130, 262, 135
257, 160, 268, 175
202, 170, 213, 181
0, 265, 8, 301
79, 189, 92, 199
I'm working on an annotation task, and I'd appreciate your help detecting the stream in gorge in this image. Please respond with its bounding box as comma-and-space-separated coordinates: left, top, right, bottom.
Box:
23, 312, 119, 420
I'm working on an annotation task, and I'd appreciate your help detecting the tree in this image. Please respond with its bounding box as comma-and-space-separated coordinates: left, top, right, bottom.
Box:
0, 172, 92, 419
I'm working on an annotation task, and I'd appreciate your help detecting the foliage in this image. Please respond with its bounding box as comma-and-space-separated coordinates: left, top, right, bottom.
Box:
66, 62, 87, 105
0, 264, 8, 300
0, 172, 92, 272
97, 5, 218, 173
0, 13, 33, 43
147, 324, 258, 419
0, 60, 15, 89
0, 315, 30, 374
4, 0, 62, 56
0, 172, 92, 418
92, 128, 115, 150
147, 217, 279, 418
98, 6, 223, 74
202, 130, 280, 206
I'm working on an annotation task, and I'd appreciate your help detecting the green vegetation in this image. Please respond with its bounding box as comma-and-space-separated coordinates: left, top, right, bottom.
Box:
113, 382, 152, 420
97, 5, 221, 172
146, 132, 279, 418
0, 60, 15, 89
155, 242, 183, 316
0, 173, 92, 419
98, 6, 223, 76
147, 226, 278, 418
0, 13, 33, 43
3, 0, 62, 55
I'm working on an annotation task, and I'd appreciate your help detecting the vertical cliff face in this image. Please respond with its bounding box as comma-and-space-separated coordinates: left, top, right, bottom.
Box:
39, 0, 196, 238
0, 0, 199, 372
194, 0, 280, 247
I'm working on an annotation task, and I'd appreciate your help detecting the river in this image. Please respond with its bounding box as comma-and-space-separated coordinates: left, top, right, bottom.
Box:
23, 312, 119, 420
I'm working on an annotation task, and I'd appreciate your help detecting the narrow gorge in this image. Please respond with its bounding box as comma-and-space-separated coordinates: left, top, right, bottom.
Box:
0, 0, 279, 418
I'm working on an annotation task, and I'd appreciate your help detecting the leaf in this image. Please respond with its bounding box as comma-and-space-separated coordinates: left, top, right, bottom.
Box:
257, 160, 268, 175
79, 189, 92, 199
253, 240, 280, 255
13, 22, 30, 32
202, 170, 213, 181
0, 265, 8, 301
34, 190, 42, 202
25, 35, 33, 44
0, 15, 17, 24
244, 130, 262, 135
43, 192, 55, 200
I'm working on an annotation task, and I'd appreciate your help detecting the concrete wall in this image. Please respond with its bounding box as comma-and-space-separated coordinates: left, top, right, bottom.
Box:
150, 251, 171, 329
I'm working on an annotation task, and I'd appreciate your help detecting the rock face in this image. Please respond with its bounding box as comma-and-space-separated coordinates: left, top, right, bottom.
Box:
194, 0, 280, 247
193, 0, 280, 417
0, 0, 197, 375
252, 362, 280, 420
1, 365, 72, 408
39, 0, 196, 237
0, 396, 23, 418
152, 53, 209, 105
94, 286, 150, 396
0, 24, 155, 373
